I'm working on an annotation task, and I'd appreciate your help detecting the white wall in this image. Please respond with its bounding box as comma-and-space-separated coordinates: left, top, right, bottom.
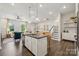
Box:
61, 12, 76, 32
52, 13, 61, 41
62, 12, 76, 33
27, 23, 36, 33
37, 13, 62, 41
0, 18, 7, 38
0, 17, 36, 39
13, 20, 22, 32
37, 20, 55, 32
0, 18, 27, 38
0, 19, 22, 38
61, 12, 77, 41
8, 19, 36, 33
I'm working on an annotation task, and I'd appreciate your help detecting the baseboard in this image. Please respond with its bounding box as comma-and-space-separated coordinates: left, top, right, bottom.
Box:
51, 38, 61, 41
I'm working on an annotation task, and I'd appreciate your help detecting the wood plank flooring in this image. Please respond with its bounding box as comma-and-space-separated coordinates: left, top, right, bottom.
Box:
47, 40, 77, 56
0, 38, 77, 56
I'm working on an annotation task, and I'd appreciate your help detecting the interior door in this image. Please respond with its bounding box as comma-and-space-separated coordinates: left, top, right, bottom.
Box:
77, 10, 79, 48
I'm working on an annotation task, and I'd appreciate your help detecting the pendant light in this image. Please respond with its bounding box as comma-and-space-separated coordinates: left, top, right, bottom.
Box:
28, 6, 31, 23
35, 4, 40, 21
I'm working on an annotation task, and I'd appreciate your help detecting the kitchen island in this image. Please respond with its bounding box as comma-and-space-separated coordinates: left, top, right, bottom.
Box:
23, 34, 47, 56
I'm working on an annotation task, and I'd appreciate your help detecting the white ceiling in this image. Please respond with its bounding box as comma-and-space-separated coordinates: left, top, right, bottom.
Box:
0, 3, 75, 23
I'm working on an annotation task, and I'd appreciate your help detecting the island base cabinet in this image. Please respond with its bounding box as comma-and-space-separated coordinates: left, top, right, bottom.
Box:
37, 38, 47, 56
31, 38, 37, 55
25, 37, 28, 48
25, 36, 47, 56
31, 37, 47, 56
28, 38, 32, 51
25, 36, 32, 51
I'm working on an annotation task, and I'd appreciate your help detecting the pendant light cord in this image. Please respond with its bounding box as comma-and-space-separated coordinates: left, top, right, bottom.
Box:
36, 4, 38, 18
28, 6, 31, 20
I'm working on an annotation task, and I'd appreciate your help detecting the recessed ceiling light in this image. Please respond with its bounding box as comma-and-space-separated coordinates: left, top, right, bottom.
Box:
11, 3, 15, 6
36, 18, 40, 21
28, 21, 31, 23
49, 11, 53, 15
39, 4, 43, 7
63, 6, 66, 9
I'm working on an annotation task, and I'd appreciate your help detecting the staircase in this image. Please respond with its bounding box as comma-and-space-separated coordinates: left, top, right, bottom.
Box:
49, 25, 59, 40
49, 26, 54, 40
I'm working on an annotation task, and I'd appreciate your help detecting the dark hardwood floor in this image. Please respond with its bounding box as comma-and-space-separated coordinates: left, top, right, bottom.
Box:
0, 38, 77, 56
47, 40, 77, 56
0, 38, 33, 56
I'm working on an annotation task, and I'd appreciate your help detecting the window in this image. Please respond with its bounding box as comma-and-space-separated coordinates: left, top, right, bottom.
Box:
21, 22, 27, 32
7, 22, 14, 33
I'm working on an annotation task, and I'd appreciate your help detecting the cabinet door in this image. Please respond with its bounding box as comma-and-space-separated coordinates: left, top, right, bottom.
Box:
31, 38, 37, 55
37, 38, 47, 56
62, 33, 69, 39
28, 38, 32, 51
25, 36, 29, 48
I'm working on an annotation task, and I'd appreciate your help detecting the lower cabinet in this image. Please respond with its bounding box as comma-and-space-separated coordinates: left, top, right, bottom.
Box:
25, 36, 37, 55
62, 33, 76, 41
31, 38, 37, 55
25, 36, 47, 56
37, 37, 47, 56
25, 36, 29, 49
28, 38, 32, 51
25, 36, 32, 51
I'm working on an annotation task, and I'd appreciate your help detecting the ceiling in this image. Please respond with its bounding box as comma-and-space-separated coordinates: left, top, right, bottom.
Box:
0, 3, 76, 23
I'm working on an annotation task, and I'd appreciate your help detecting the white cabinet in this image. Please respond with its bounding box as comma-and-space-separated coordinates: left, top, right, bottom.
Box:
24, 36, 47, 56
28, 38, 32, 51
31, 38, 37, 55
25, 36, 32, 51
37, 37, 47, 56
63, 21, 77, 41
25, 36, 29, 48
62, 33, 76, 41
